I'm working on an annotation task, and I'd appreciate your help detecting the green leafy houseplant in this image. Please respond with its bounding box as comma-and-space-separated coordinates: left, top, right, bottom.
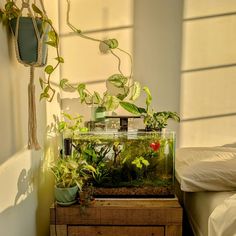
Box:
51, 152, 95, 205
59, 0, 141, 114
51, 154, 95, 189
0, 0, 63, 101
57, 113, 88, 139
120, 86, 180, 131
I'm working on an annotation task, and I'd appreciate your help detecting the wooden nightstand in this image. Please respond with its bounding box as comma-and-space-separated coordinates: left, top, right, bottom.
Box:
50, 198, 182, 236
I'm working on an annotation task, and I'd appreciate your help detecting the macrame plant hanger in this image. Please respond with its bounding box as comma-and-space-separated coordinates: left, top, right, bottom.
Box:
11, 0, 49, 150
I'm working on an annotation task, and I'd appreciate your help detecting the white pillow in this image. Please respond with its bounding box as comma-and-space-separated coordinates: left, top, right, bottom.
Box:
175, 147, 236, 192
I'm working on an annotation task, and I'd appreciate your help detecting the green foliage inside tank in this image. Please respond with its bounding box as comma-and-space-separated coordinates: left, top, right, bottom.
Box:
72, 132, 175, 188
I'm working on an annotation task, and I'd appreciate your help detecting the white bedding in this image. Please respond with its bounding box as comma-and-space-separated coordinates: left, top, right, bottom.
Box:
175, 146, 236, 235
183, 191, 236, 236
176, 147, 236, 192
208, 193, 236, 236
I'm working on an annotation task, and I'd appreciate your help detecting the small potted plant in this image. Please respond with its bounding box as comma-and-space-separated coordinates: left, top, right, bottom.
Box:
120, 86, 180, 131
51, 152, 95, 206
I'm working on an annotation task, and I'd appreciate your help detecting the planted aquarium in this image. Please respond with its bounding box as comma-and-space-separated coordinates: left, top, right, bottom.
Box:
66, 131, 175, 197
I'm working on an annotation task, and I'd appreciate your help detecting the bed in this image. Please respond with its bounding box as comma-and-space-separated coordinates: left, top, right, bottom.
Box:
175, 147, 236, 236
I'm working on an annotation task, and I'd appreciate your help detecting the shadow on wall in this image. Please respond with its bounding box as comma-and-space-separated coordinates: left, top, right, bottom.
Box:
0, 168, 36, 236
0, 194, 37, 236
0, 18, 29, 164
14, 168, 34, 205
221, 142, 236, 148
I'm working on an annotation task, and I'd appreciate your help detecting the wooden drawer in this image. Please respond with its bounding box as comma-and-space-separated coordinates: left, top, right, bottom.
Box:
50, 198, 183, 236
68, 226, 165, 236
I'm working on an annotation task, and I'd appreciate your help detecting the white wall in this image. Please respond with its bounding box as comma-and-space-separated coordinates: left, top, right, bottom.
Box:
180, 0, 236, 147
0, 1, 60, 236
133, 0, 183, 138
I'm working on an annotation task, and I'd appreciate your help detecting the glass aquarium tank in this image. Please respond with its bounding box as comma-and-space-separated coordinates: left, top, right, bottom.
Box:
66, 131, 175, 198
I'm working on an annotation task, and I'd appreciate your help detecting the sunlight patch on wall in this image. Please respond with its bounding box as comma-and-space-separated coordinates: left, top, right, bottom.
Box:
180, 115, 236, 147
59, 0, 133, 34
182, 15, 236, 70
181, 67, 236, 119
184, 0, 236, 18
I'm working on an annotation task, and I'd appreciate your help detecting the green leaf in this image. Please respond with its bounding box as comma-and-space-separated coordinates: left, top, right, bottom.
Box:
141, 158, 150, 167
59, 78, 68, 89
138, 107, 147, 114
169, 112, 180, 122
104, 38, 119, 49
58, 121, 66, 132
77, 83, 86, 103
104, 95, 120, 111
130, 81, 141, 101
32, 4, 43, 16
79, 127, 88, 132
62, 113, 73, 120
108, 74, 128, 88
44, 85, 50, 93
45, 41, 56, 47
60, 78, 76, 92
93, 91, 102, 105
48, 30, 57, 42
44, 65, 54, 74
5, 2, 14, 11
55, 56, 64, 63
143, 86, 152, 112
39, 77, 44, 89
77, 83, 86, 95
44, 18, 52, 25
120, 101, 140, 115
116, 93, 127, 101
132, 159, 142, 169
40, 92, 50, 101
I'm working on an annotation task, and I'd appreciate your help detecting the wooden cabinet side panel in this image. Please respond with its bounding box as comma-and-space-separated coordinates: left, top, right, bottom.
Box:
50, 225, 67, 236
68, 226, 165, 236
165, 225, 182, 236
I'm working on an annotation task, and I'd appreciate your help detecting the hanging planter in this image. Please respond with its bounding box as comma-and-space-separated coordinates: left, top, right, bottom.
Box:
0, 0, 64, 150
9, 16, 48, 66
9, 1, 50, 150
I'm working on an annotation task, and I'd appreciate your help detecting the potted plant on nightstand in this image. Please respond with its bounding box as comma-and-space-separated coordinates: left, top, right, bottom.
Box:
51, 152, 95, 206
120, 86, 180, 131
